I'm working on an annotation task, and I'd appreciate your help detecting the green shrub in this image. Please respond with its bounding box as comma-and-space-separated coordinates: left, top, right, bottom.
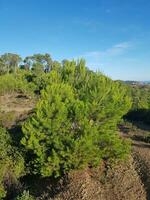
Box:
22, 83, 101, 177
0, 73, 35, 97
130, 86, 150, 110
15, 190, 35, 200
0, 126, 25, 199
21, 61, 131, 178
125, 85, 150, 124
29, 70, 62, 93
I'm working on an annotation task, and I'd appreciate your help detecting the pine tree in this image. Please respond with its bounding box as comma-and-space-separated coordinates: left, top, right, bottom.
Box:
22, 60, 131, 177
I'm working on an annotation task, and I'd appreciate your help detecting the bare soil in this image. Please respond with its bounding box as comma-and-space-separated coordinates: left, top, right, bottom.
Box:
0, 93, 35, 112
120, 123, 150, 200
0, 93, 36, 127
33, 159, 146, 200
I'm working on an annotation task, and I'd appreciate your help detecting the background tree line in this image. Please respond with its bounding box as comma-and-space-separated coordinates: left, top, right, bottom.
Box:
125, 84, 150, 125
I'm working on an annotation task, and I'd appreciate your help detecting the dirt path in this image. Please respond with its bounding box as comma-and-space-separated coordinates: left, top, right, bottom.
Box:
120, 124, 150, 200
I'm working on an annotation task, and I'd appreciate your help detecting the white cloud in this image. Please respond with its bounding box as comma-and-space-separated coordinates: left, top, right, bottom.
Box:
84, 51, 102, 57
113, 42, 131, 49
84, 42, 131, 59
74, 41, 133, 72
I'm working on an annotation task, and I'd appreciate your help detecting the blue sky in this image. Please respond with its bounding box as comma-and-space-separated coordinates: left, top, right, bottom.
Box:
0, 0, 150, 80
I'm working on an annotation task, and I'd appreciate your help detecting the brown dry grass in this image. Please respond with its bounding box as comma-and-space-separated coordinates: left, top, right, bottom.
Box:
0, 93, 36, 128
34, 159, 146, 200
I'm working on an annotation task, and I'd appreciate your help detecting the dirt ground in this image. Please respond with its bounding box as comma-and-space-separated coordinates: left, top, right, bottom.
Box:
31, 158, 146, 200
0, 93, 36, 127
0, 93, 36, 113
120, 123, 150, 200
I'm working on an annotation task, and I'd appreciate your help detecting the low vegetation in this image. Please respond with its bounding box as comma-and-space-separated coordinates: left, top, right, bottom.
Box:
125, 84, 150, 125
0, 127, 25, 198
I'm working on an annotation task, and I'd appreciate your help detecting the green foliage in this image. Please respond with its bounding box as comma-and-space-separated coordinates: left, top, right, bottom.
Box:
0, 58, 7, 75
29, 69, 62, 93
125, 85, 150, 124
22, 60, 131, 178
24, 53, 52, 73
15, 190, 35, 200
0, 53, 22, 74
0, 73, 35, 97
0, 126, 25, 199
22, 83, 99, 177
130, 86, 150, 110
0, 111, 16, 128
32, 62, 44, 75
